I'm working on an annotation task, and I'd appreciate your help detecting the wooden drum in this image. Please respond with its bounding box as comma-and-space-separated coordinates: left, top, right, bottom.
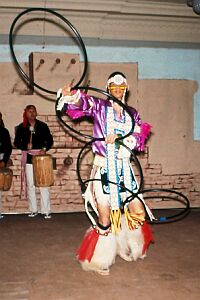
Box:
0, 167, 13, 191
32, 154, 54, 187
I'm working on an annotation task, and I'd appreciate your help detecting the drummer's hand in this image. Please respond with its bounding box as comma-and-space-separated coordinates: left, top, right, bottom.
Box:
105, 134, 118, 144
27, 143, 32, 150
0, 161, 5, 168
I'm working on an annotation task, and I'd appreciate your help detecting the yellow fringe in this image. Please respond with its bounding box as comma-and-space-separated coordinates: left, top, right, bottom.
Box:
110, 209, 122, 234
124, 208, 145, 230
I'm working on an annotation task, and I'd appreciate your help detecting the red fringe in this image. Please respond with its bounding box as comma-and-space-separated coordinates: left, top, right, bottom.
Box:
141, 222, 154, 254
76, 228, 99, 262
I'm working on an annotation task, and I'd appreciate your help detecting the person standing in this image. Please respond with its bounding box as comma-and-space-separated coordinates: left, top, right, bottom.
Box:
0, 112, 12, 219
57, 72, 155, 275
14, 105, 53, 219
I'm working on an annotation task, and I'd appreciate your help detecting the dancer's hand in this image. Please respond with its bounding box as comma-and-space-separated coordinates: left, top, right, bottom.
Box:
105, 134, 118, 144
57, 80, 80, 111
61, 83, 72, 96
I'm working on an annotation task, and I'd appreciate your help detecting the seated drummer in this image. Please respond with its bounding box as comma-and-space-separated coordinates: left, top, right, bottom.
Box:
14, 105, 53, 219
0, 112, 12, 219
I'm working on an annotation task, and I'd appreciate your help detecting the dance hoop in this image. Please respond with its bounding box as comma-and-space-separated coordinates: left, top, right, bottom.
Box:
143, 188, 190, 223
9, 7, 88, 94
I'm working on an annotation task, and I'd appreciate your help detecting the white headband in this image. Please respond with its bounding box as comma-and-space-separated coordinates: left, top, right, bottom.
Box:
107, 74, 127, 86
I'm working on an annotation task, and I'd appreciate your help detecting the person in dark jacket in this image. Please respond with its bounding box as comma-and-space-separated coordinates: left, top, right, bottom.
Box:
14, 105, 53, 219
0, 112, 12, 219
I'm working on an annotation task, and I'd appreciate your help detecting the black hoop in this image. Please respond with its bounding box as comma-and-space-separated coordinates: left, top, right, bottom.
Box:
9, 7, 88, 94
143, 188, 190, 223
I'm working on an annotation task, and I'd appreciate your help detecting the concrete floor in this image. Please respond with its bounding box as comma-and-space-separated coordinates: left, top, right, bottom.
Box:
0, 210, 199, 300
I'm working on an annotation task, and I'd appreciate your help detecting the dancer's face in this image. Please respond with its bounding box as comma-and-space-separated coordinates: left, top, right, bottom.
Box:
108, 83, 127, 100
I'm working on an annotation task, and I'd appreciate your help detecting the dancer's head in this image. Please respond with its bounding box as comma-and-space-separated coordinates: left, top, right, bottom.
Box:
106, 72, 129, 103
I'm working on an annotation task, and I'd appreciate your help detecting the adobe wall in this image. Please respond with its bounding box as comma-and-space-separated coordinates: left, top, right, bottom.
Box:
0, 53, 199, 214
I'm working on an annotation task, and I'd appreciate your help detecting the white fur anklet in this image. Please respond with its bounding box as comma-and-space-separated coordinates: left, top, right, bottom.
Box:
77, 226, 117, 275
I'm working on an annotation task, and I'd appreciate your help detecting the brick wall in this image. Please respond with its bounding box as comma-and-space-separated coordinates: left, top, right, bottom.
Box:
1, 114, 199, 214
